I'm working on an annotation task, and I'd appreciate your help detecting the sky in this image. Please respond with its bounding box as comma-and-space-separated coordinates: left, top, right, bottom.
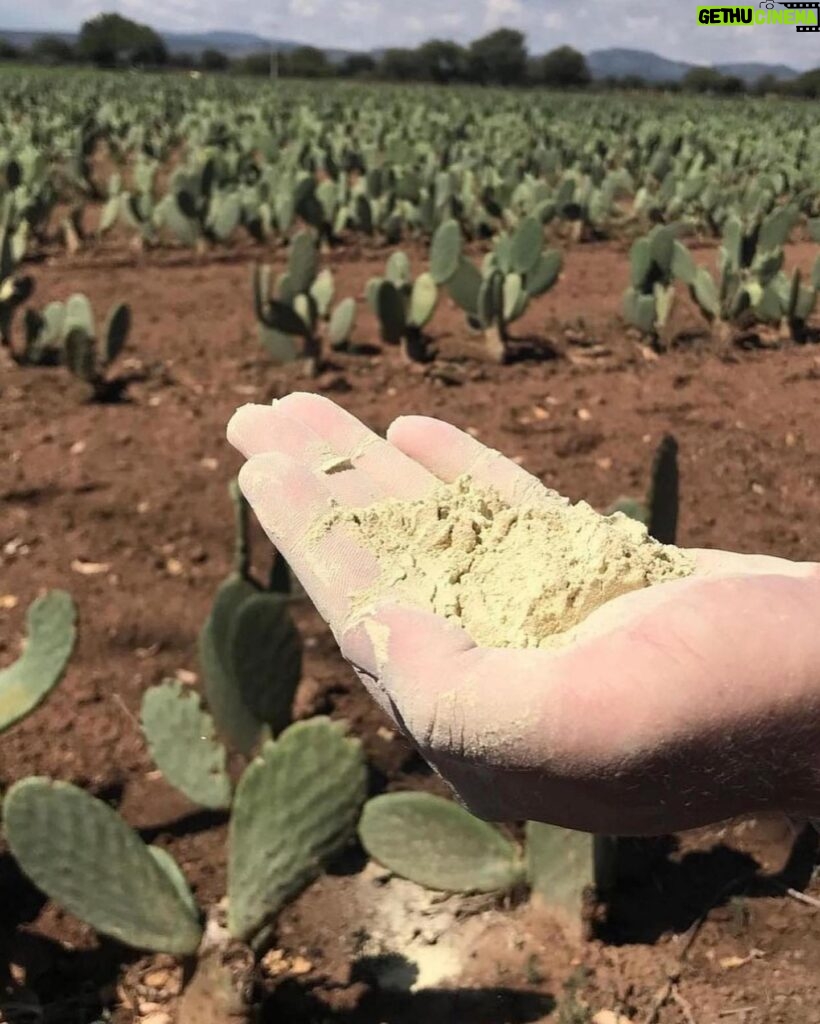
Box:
2, 0, 817, 69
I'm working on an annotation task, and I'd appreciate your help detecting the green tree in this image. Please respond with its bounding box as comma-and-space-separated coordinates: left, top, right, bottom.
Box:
789, 67, 820, 98
0, 37, 19, 60
340, 53, 376, 77
201, 48, 229, 71
284, 45, 330, 78
417, 39, 467, 83
379, 48, 420, 81
77, 13, 168, 67
468, 28, 527, 85
537, 46, 590, 88
682, 65, 726, 92
31, 35, 75, 64
239, 52, 272, 76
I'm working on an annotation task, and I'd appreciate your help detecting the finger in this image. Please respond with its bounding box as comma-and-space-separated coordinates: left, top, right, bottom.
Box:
274, 393, 438, 500
238, 451, 381, 630
387, 415, 563, 507
691, 548, 820, 580
228, 403, 382, 506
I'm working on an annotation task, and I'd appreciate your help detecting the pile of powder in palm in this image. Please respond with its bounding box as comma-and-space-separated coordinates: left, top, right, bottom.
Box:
314, 474, 695, 649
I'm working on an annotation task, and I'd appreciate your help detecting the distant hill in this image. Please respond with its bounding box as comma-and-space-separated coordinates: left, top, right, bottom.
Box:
588, 47, 798, 84
715, 61, 799, 83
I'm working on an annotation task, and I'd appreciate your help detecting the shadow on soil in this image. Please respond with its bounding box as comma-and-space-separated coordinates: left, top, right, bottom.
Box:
265, 974, 556, 1024
0, 850, 132, 1024
598, 824, 818, 945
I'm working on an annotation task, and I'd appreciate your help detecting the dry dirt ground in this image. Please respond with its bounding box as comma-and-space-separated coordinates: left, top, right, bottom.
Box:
1, 232, 819, 1024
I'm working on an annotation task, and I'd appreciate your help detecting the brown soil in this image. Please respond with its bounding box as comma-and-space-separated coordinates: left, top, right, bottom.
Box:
1, 234, 819, 1024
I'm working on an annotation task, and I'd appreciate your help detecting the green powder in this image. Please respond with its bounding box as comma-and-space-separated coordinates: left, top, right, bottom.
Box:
315, 474, 695, 649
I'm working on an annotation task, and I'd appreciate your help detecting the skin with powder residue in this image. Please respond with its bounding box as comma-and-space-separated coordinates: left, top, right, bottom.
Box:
312, 475, 696, 650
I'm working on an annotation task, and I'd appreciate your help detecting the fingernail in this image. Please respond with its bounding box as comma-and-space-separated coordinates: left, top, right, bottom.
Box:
340, 614, 393, 677
237, 458, 269, 504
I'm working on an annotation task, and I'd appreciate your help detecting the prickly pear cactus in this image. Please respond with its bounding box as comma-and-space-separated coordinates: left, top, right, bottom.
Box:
227, 718, 366, 941
429, 219, 462, 284
525, 822, 600, 929
4, 778, 203, 954
359, 792, 523, 894
608, 434, 679, 545
0, 591, 76, 733
140, 680, 232, 810
200, 482, 302, 757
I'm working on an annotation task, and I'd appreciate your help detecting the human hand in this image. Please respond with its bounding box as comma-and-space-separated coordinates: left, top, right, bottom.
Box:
228, 394, 820, 836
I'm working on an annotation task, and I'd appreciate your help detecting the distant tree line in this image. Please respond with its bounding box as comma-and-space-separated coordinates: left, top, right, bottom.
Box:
2, 14, 820, 97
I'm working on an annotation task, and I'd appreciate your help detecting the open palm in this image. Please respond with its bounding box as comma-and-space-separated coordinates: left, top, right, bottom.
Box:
228, 394, 820, 836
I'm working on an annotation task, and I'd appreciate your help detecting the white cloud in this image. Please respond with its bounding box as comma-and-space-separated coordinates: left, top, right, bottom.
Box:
341, 0, 380, 20
289, 0, 319, 16
484, 0, 524, 30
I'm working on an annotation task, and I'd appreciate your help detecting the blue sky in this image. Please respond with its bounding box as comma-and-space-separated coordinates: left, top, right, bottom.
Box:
2, 0, 816, 68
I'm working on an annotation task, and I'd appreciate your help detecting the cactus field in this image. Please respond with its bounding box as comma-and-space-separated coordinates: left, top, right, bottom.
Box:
1, 67, 820, 1024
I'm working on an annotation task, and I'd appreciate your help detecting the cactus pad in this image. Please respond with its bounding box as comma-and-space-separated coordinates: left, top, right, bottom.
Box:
0, 591, 76, 733
525, 822, 596, 923
140, 680, 232, 810
510, 216, 542, 275
329, 297, 357, 348
429, 219, 462, 284
359, 792, 523, 894
4, 778, 203, 954
227, 718, 366, 941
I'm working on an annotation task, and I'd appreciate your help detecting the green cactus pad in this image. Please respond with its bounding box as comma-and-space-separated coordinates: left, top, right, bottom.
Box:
65, 329, 96, 382
228, 718, 366, 941
140, 680, 232, 810
648, 226, 675, 275
376, 280, 406, 344
758, 205, 797, 253
671, 241, 696, 287
359, 792, 523, 894
365, 276, 384, 313
103, 303, 130, 366
229, 592, 302, 737
64, 293, 95, 337
429, 220, 462, 284
647, 434, 679, 545
259, 325, 299, 364
287, 232, 318, 295
653, 283, 675, 329
502, 273, 524, 322
409, 272, 438, 329
447, 258, 482, 315
0, 591, 76, 733
293, 293, 318, 333
386, 251, 412, 289
162, 197, 199, 246
264, 300, 310, 338
526, 250, 562, 298
692, 268, 720, 320
310, 269, 335, 318
629, 239, 652, 289
210, 193, 241, 242
328, 298, 357, 348
200, 575, 266, 756
4, 778, 203, 954
525, 822, 596, 922
755, 283, 783, 323
149, 846, 199, 918
510, 216, 542, 275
